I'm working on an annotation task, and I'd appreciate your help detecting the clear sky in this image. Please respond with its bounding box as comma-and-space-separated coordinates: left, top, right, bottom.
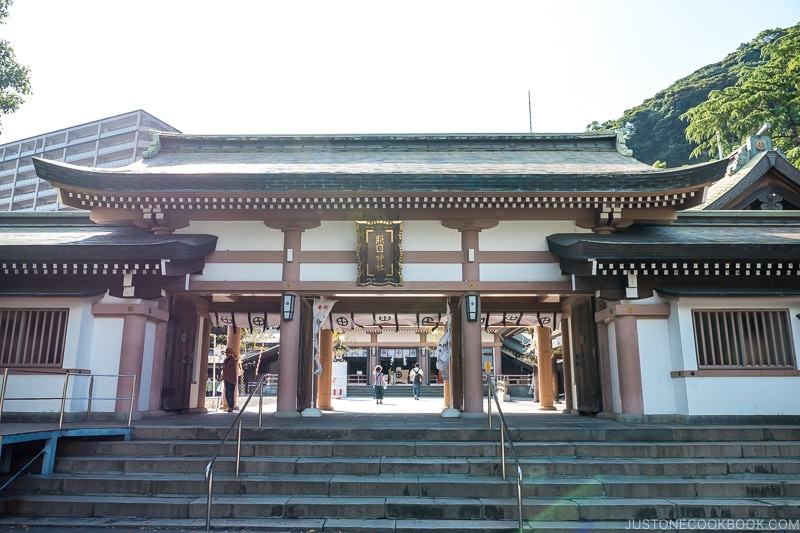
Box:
1, 0, 799, 143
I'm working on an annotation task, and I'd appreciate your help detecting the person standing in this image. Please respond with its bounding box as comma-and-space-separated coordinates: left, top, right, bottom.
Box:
221, 347, 240, 413
373, 365, 385, 405
410, 362, 424, 400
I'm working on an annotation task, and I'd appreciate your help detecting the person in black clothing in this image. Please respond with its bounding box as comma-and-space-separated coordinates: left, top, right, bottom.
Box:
221, 348, 239, 412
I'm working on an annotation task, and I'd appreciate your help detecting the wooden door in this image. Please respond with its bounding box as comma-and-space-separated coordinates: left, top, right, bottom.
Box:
297, 299, 314, 410
161, 297, 198, 411
570, 297, 602, 414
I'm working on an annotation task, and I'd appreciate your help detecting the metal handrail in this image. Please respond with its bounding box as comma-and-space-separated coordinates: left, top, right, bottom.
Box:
0, 368, 136, 428
204, 372, 269, 532
487, 377, 524, 533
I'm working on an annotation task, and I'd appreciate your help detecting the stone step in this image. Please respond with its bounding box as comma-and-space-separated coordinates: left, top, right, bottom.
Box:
11, 471, 800, 499
58, 438, 800, 459
0, 515, 523, 533
52, 451, 800, 478
4, 422, 799, 530
2, 493, 799, 523
125, 425, 800, 443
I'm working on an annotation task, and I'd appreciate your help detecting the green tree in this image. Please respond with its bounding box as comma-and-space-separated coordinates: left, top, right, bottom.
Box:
587, 27, 778, 167
682, 26, 800, 168
0, 0, 31, 134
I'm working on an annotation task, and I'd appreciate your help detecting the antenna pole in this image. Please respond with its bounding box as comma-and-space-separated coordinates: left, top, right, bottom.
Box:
528, 90, 533, 133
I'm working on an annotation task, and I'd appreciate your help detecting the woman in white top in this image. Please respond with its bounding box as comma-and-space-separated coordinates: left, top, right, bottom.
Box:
372, 365, 385, 404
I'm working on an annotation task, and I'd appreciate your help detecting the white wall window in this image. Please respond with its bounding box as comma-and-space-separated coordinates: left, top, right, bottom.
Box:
0, 308, 68, 367
692, 309, 796, 369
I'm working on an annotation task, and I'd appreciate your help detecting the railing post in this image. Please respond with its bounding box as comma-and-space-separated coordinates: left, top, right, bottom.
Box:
58, 370, 70, 429
127, 374, 137, 427
0, 368, 8, 424
516, 465, 524, 532
205, 469, 213, 532
258, 381, 263, 428
500, 417, 507, 480
87, 375, 95, 422
487, 377, 492, 429
235, 421, 242, 478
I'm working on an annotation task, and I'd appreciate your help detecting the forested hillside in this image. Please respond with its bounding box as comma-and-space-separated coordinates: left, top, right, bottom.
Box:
588, 24, 799, 168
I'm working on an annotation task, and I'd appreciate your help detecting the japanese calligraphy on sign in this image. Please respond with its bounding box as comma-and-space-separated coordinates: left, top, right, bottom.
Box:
356, 220, 403, 286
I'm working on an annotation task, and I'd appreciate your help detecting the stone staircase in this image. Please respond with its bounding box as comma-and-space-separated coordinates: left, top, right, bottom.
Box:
347, 384, 443, 397
1, 422, 800, 532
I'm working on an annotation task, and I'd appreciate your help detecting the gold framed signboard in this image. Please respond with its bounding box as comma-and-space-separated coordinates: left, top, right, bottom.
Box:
356, 220, 403, 286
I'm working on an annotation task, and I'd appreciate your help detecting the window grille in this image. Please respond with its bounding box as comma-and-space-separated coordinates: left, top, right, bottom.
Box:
0, 308, 68, 367
692, 309, 796, 369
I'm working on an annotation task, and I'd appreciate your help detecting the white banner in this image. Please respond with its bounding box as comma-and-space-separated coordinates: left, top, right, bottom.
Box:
434, 303, 452, 380
312, 299, 337, 375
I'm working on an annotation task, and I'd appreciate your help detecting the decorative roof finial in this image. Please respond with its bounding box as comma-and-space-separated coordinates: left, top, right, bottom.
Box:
726, 122, 773, 175
615, 129, 633, 157
142, 132, 161, 159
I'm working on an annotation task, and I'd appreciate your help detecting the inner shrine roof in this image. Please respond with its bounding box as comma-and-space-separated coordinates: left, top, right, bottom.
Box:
31, 132, 730, 195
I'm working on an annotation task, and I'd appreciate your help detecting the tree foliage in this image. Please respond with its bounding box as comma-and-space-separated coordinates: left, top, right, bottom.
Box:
587, 27, 784, 167
0, 0, 31, 134
682, 25, 800, 168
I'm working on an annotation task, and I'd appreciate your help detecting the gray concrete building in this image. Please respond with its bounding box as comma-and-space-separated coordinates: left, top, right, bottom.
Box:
0, 110, 179, 212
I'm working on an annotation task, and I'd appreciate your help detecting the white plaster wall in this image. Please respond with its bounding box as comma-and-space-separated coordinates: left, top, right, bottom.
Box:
681, 377, 800, 416
480, 263, 565, 282
606, 324, 622, 413
667, 296, 800, 416
176, 221, 283, 251
303, 222, 357, 251
1, 374, 68, 413
300, 263, 356, 281
667, 303, 689, 415
193, 262, 283, 282
0, 296, 100, 413
377, 331, 424, 344
638, 319, 677, 414
480, 221, 581, 251
86, 316, 125, 412
138, 320, 156, 412
404, 263, 462, 282
189, 316, 205, 409
403, 221, 461, 251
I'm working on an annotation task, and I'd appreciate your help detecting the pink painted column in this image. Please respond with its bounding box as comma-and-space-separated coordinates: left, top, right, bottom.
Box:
536, 325, 556, 410
265, 220, 319, 416
92, 301, 169, 416
276, 226, 304, 416
460, 227, 483, 415
461, 293, 484, 415
613, 314, 644, 414
116, 312, 147, 414
276, 295, 301, 416
317, 329, 334, 410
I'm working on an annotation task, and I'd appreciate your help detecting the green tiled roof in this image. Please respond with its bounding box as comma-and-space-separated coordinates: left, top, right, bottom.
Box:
547, 211, 800, 262
32, 132, 729, 195
0, 212, 217, 262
